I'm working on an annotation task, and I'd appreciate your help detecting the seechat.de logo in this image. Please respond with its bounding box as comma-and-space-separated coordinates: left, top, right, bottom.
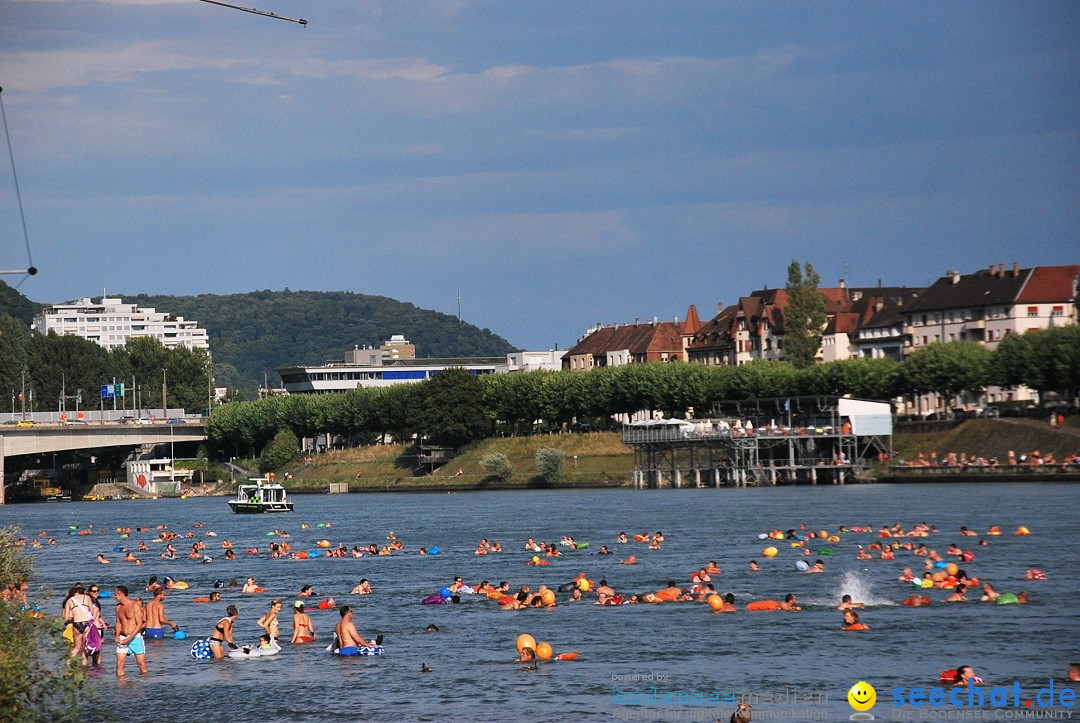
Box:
848, 681, 877, 720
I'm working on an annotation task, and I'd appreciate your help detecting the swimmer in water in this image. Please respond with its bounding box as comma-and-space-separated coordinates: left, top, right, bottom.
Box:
616, 532, 628, 543
837, 594, 864, 610
749, 561, 760, 572
945, 584, 967, 603
806, 559, 824, 573
779, 594, 802, 611
351, 579, 372, 595
96, 554, 110, 564
841, 610, 868, 630
619, 555, 636, 565
980, 583, 999, 602
242, 577, 259, 594
951, 665, 980, 686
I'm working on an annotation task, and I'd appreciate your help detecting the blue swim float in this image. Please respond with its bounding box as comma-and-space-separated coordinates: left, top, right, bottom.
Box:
428, 547, 441, 555
190, 638, 212, 660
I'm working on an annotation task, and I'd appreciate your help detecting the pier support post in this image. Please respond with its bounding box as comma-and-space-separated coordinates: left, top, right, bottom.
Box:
811, 466, 817, 485
693, 469, 701, 488
673, 469, 682, 488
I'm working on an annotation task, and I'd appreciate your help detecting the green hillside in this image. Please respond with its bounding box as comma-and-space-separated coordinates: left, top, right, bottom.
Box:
0, 284, 517, 394
125, 290, 517, 393
0, 280, 41, 326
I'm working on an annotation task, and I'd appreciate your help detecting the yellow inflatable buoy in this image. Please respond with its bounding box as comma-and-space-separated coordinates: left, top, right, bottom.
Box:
945, 563, 958, 577
173, 581, 189, 590
516, 633, 536, 654
535, 642, 553, 660
707, 594, 724, 611
762, 546, 778, 558
1015, 526, 1031, 536
828, 535, 841, 543
540, 589, 555, 606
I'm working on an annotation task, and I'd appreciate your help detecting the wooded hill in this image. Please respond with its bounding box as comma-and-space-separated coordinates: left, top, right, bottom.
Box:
0, 284, 517, 395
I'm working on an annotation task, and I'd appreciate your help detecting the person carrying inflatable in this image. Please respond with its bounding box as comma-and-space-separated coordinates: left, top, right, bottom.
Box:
333, 606, 380, 656
209, 605, 239, 659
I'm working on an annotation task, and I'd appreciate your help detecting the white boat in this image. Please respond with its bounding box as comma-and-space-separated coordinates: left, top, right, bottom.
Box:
228, 477, 293, 514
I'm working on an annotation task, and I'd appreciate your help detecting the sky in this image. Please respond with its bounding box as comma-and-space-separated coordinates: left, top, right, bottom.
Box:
0, 1, 1077, 351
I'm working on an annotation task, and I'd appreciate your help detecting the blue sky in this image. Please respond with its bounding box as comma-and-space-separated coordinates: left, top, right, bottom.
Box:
1, 1, 1077, 351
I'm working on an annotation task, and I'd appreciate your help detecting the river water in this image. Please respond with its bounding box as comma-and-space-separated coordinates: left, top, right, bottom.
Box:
3, 483, 1077, 722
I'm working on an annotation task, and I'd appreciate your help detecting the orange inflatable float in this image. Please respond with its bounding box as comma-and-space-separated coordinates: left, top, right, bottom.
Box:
746, 600, 781, 611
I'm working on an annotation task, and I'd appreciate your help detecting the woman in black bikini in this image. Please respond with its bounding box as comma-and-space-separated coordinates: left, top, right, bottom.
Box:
209, 604, 239, 659
62, 583, 96, 666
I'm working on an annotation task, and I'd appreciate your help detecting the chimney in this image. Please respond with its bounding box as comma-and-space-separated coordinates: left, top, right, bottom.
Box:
635, 317, 640, 325
948, 270, 960, 284
652, 316, 658, 325
839, 278, 846, 289
988, 264, 995, 275
717, 300, 723, 313
875, 300, 884, 312
1012, 262, 1019, 276
878, 278, 883, 288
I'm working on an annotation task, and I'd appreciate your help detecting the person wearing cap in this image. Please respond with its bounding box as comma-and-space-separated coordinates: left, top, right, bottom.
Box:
291, 601, 317, 643
209, 604, 239, 659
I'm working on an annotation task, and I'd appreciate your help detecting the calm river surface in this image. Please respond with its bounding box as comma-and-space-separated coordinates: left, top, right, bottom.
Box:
3, 483, 1077, 722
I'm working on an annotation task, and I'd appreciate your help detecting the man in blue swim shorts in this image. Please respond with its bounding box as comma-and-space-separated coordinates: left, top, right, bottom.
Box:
114, 586, 148, 676
334, 606, 379, 656
144, 588, 179, 639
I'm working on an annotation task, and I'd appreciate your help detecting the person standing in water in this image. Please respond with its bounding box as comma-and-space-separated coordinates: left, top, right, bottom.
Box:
114, 586, 147, 676
144, 588, 180, 639
334, 606, 379, 656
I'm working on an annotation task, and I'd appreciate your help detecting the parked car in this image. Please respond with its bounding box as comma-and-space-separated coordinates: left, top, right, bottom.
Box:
166, 418, 187, 424
16, 420, 35, 427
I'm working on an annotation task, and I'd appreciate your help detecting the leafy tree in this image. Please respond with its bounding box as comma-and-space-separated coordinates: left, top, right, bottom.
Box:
0, 527, 88, 722
535, 448, 565, 483
0, 315, 30, 407
783, 260, 826, 368
260, 428, 301, 473
902, 341, 992, 403
993, 326, 1080, 402
416, 368, 487, 448
480, 453, 514, 482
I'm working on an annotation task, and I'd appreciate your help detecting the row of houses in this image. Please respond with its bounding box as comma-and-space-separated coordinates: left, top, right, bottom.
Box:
562, 263, 1079, 408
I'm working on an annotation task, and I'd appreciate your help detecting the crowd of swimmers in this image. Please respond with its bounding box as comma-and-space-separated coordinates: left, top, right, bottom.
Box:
11, 514, 1052, 679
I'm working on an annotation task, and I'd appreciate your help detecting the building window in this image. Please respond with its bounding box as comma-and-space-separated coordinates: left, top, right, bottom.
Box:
1052, 306, 1064, 316
1027, 306, 1038, 317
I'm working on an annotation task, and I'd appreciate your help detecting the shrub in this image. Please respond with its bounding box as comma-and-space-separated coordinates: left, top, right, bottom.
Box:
480, 453, 514, 482
535, 448, 565, 483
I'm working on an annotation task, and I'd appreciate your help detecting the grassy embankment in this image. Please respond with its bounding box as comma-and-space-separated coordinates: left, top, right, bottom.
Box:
279, 419, 1079, 493
890, 418, 1079, 465
287, 432, 634, 492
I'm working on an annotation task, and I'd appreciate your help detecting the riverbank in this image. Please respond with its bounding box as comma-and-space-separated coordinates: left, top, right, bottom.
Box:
274, 419, 1080, 494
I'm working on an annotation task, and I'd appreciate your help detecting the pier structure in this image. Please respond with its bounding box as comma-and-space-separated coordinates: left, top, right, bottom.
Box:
622, 396, 892, 488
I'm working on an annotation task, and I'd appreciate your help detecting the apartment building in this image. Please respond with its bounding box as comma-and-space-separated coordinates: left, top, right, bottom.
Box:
32, 297, 209, 351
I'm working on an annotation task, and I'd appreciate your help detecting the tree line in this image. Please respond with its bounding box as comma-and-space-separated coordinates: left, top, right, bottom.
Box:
0, 316, 212, 416
205, 326, 1080, 457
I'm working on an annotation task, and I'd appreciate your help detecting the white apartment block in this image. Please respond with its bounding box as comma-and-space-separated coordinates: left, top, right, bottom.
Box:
32, 297, 210, 351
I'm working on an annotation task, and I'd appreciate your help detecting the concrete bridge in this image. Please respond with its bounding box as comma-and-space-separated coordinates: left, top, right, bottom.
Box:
0, 422, 208, 504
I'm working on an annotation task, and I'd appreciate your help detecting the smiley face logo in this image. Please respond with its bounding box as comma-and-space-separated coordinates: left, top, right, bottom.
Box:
848, 681, 876, 711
